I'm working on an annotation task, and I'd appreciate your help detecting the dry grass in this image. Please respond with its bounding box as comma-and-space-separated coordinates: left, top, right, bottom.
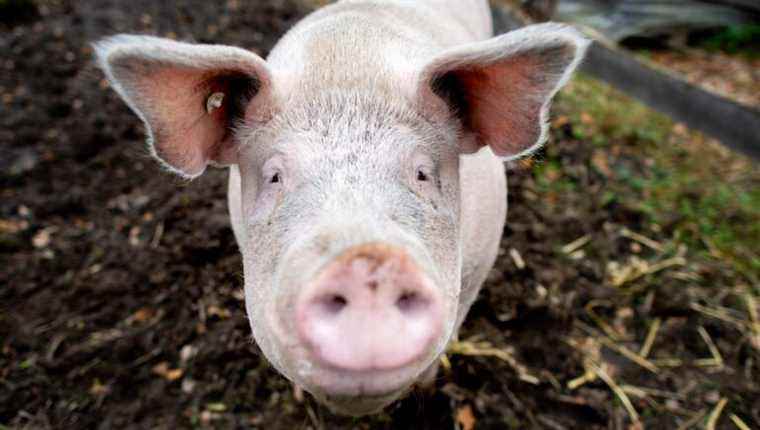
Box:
443, 71, 759, 427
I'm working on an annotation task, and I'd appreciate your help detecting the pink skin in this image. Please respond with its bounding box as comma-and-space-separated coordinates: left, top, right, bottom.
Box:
93, 0, 589, 415
296, 243, 443, 375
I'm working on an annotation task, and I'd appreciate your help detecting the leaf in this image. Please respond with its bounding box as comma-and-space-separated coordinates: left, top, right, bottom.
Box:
152, 362, 183, 381
130, 307, 154, 324
456, 404, 476, 430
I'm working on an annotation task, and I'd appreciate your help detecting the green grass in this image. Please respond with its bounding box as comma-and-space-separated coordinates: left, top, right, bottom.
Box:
559, 74, 673, 147
554, 75, 760, 281
699, 25, 760, 56
640, 158, 760, 277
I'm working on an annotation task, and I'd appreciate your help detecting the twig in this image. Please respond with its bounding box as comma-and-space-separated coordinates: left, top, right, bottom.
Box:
639, 318, 661, 358
588, 361, 640, 425
567, 369, 597, 390
697, 326, 724, 368
542, 369, 563, 391
439, 354, 452, 371
620, 385, 648, 399
690, 303, 748, 330
597, 336, 659, 373
585, 300, 628, 341
621, 384, 685, 400
651, 358, 683, 367
150, 222, 164, 248
305, 400, 323, 430
676, 409, 706, 430
448, 340, 539, 385
620, 227, 665, 253
561, 234, 591, 255
577, 322, 659, 373
651, 357, 723, 368
609, 256, 686, 287
536, 415, 568, 430
705, 397, 727, 430
693, 358, 723, 367
746, 293, 760, 351
729, 413, 751, 430
641, 257, 686, 279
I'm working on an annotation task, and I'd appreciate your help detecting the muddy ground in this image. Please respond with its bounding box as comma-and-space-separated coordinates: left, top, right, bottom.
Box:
1, 1, 758, 429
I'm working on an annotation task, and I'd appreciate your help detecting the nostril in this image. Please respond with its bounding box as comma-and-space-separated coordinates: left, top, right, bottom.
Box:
395, 291, 427, 314
317, 293, 348, 315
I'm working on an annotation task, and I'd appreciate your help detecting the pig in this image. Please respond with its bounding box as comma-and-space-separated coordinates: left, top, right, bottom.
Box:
94, 0, 589, 416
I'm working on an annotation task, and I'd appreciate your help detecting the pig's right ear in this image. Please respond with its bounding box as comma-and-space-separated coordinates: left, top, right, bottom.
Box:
93, 35, 273, 179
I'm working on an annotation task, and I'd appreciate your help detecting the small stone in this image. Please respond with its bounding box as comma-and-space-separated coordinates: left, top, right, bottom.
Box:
181, 378, 196, 394
32, 227, 55, 248
128, 226, 141, 246
180, 344, 198, 364
7, 149, 39, 176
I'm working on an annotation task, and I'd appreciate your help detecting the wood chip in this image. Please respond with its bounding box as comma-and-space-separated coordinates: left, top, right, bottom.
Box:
152, 362, 183, 381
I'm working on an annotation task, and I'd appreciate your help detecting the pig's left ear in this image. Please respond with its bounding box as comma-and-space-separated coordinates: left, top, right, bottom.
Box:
94, 35, 273, 178
418, 23, 590, 159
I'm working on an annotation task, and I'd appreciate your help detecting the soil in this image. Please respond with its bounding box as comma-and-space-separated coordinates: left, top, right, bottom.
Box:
1, 1, 758, 429
645, 49, 760, 108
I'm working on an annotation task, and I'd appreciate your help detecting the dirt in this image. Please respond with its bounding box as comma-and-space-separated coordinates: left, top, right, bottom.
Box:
645, 49, 760, 108
1, 1, 758, 429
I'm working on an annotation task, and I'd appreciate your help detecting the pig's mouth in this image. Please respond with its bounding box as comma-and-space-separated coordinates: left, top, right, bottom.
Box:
322, 391, 407, 416
318, 384, 413, 416
298, 359, 433, 416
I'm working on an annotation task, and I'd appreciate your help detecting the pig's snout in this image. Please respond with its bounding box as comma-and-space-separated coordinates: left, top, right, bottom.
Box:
295, 243, 443, 373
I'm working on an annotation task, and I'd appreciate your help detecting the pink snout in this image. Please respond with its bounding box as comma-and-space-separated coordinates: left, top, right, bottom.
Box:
296, 243, 443, 372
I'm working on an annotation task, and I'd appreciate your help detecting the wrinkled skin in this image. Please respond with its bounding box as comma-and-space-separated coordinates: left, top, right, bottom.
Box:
94, 0, 588, 416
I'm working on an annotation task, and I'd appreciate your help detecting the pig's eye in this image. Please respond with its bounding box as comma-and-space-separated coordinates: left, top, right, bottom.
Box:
262, 155, 285, 187
412, 154, 435, 187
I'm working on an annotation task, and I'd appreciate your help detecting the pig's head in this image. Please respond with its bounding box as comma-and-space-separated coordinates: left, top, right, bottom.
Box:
94, 23, 588, 415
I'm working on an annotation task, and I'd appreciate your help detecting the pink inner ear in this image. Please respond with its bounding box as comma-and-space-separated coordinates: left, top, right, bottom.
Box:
135, 68, 230, 176
452, 55, 544, 157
